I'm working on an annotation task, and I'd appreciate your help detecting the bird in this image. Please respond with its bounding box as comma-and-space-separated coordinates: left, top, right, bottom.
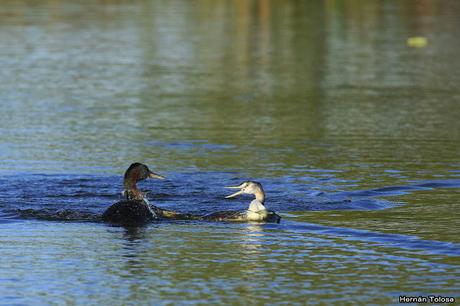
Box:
102, 162, 165, 225
203, 181, 281, 223
102, 162, 199, 225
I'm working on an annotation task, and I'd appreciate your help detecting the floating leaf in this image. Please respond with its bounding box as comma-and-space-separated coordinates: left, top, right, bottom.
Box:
407, 37, 428, 48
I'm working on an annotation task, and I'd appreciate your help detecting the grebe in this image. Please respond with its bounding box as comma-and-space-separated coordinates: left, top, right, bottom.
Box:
204, 181, 281, 223
102, 163, 198, 224
102, 163, 165, 225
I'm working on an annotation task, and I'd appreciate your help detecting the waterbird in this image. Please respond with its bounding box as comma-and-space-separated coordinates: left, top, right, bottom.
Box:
102, 163, 165, 225
102, 162, 199, 225
204, 181, 281, 223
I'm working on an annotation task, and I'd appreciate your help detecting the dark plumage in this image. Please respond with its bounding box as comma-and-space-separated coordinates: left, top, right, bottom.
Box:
102, 200, 158, 225
202, 210, 247, 222
202, 210, 281, 223
151, 206, 201, 220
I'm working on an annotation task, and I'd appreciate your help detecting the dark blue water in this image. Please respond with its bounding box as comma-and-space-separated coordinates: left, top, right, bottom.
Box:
1, 172, 459, 257
4, 173, 457, 221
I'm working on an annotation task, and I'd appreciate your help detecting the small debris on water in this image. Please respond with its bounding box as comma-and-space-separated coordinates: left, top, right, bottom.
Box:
407, 36, 428, 48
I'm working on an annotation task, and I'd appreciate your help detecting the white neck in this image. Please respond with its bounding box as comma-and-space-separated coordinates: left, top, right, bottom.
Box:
254, 189, 265, 203
248, 199, 267, 212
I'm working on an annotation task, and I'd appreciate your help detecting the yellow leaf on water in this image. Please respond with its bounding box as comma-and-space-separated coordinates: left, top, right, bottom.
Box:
407, 37, 428, 48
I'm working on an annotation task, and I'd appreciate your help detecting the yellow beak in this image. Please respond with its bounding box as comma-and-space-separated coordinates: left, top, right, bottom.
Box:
149, 172, 166, 180
225, 186, 244, 198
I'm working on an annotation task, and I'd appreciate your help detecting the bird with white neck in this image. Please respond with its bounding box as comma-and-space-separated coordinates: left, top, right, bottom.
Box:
204, 181, 281, 223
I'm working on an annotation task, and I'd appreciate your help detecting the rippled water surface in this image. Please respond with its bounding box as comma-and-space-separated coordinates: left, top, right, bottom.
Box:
0, 1, 459, 305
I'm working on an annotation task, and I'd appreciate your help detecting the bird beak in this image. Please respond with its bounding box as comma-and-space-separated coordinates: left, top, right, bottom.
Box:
225, 185, 241, 189
149, 172, 166, 180
225, 186, 244, 198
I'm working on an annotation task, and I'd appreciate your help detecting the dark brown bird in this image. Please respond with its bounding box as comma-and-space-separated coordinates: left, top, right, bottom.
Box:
102, 163, 165, 225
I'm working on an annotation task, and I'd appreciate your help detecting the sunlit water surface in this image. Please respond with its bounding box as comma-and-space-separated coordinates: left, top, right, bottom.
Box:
0, 1, 459, 305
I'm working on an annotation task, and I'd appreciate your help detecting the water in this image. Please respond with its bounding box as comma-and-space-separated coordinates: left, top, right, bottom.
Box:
1, 0, 459, 305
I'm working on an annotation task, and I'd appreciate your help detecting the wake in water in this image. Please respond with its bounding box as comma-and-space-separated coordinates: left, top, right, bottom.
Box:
0, 172, 458, 223
15, 208, 101, 222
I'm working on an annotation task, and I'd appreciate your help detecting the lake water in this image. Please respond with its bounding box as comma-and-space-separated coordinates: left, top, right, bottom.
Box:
0, 1, 459, 305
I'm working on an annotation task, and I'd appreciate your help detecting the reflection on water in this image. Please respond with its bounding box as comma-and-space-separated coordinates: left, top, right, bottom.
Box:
0, 0, 459, 304
1, 0, 458, 176
1, 220, 458, 305
239, 223, 265, 255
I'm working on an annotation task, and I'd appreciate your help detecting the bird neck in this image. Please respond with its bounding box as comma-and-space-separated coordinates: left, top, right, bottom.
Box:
123, 175, 138, 190
125, 189, 143, 200
123, 169, 147, 200
123, 179, 145, 200
124, 166, 144, 190
248, 199, 267, 212
254, 189, 265, 203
